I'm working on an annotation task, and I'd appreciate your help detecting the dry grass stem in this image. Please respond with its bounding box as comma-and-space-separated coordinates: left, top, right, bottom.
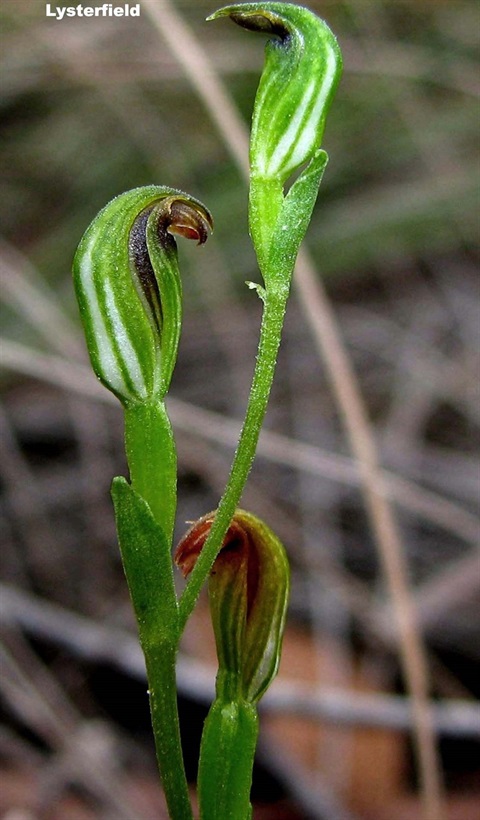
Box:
2, 338, 478, 550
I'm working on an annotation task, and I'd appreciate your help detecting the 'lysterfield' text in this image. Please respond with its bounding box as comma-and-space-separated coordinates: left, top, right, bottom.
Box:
45, 4, 140, 19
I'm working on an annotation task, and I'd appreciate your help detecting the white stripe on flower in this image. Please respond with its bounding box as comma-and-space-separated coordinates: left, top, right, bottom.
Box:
78, 233, 131, 399
103, 278, 148, 399
266, 42, 338, 179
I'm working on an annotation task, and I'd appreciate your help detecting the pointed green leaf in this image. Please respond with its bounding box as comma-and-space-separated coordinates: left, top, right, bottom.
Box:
111, 476, 178, 639
266, 149, 329, 290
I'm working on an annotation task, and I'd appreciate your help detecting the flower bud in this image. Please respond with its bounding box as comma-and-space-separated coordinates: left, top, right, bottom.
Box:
73, 186, 212, 405
175, 509, 289, 703
209, 3, 342, 184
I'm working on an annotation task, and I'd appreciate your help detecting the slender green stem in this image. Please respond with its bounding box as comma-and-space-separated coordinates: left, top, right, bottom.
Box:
178, 290, 287, 631
143, 635, 193, 820
111, 421, 189, 819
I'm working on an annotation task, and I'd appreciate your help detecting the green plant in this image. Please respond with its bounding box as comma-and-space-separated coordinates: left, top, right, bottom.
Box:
73, 3, 342, 818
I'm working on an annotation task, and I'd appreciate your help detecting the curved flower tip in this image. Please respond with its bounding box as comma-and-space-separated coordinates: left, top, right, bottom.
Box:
209, 2, 342, 184
73, 187, 212, 405
164, 198, 212, 244
175, 509, 290, 703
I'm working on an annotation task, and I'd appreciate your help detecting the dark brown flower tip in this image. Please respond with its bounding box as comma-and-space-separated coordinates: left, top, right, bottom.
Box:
167, 199, 213, 245
229, 10, 288, 40
208, 5, 289, 40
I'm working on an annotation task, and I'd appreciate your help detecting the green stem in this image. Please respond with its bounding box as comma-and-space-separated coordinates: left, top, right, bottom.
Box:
115, 403, 189, 817
248, 176, 283, 275
124, 399, 177, 541
178, 290, 287, 631
142, 635, 194, 820
176, 152, 327, 634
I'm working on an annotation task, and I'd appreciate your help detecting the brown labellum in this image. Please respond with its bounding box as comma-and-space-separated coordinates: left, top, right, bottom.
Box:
167, 199, 212, 245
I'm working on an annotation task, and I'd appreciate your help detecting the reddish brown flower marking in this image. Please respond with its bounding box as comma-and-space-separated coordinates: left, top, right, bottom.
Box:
174, 511, 260, 617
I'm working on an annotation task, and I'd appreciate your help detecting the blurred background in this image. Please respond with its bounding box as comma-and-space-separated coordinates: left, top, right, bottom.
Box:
1, 0, 479, 818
